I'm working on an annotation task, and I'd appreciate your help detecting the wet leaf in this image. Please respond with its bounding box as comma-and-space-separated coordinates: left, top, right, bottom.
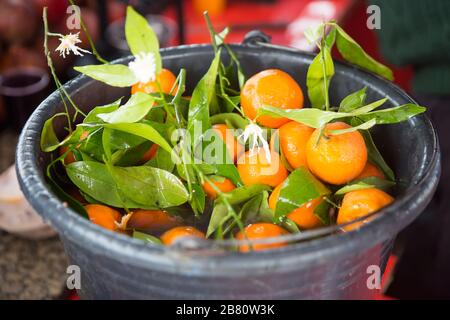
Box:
334, 24, 393, 81
190, 183, 206, 216
84, 99, 122, 123
66, 161, 188, 209
187, 50, 221, 141
306, 45, 334, 109
339, 87, 367, 112
97, 93, 154, 124
133, 230, 162, 244
41, 113, 77, 152
352, 118, 395, 181
74, 64, 137, 87
207, 202, 228, 237
329, 118, 376, 135
357, 104, 426, 124
275, 167, 330, 220
223, 184, 272, 205
335, 177, 396, 195
101, 122, 173, 154
125, 6, 162, 72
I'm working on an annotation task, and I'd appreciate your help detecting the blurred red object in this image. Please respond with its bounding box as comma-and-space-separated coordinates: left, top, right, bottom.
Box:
34, 0, 68, 25
193, 0, 227, 17
171, 0, 351, 46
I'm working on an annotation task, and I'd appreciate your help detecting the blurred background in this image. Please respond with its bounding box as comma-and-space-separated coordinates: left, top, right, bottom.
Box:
0, 0, 448, 299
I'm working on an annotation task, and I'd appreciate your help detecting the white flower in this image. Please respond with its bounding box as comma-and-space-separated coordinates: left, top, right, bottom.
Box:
128, 52, 157, 84
239, 123, 271, 161
55, 32, 90, 58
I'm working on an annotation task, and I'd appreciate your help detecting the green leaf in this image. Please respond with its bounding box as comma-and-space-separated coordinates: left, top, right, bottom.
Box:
351, 98, 387, 115
115, 141, 152, 166
306, 45, 334, 109
186, 50, 242, 186
196, 163, 218, 175
207, 202, 228, 237
334, 24, 393, 81
335, 177, 395, 195
66, 161, 141, 208
335, 182, 373, 195
74, 64, 137, 87
352, 118, 395, 181
275, 167, 330, 220
102, 128, 113, 161
240, 192, 273, 224
114, 166, 189, 208
259, 105, 349, 128
221, 192, 275, 236
125, 6, 162, 72
84, 99, 122, 123
190, 183, 206, 216
357, 104, 426, 124
325, 27, 337, 48
101, 122, 173, 155
313, 198, 331, 225
259, 98, 386, 129
214, 164, 243, 187
41, 113, 72, 152
97, 93, 154, 124
339, 87, 367, 112
187, 50, 221, 142
279, 217, 301, 233
146, 146, 175, 172
210, 113, 249, 130
77, 127, 147, 161
66, 161, 189, 209
329, 118, 376, 135
215, 27, 230, 46
41, 117, 91, 153
156, 148, 176, 172
356, 176, 396, 191
132, 230, 162, 244
223, 184, 272, 205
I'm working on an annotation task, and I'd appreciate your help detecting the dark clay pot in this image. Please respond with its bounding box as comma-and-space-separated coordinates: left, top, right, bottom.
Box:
16, 35, 440, 299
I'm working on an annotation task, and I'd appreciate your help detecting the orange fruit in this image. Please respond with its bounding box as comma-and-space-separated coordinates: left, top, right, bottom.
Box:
202, 177, 236, 199
212, 124, 244, 162
193, 0, 226, 16
274, 121, 314, 169
337, 188, 394, 230
161, 226, 205, 246
131, 68, 178, 95
84, 204, 121, 231
306, 122, 367, 185
356, 162, 385, 180
241, 69, 304, 128
60, 130, 89, 165
269, 182, 324, 230
126, 210, 181, 234
237, 148, 288, 187
236, 223, 288, 252
141, 143, 158, 163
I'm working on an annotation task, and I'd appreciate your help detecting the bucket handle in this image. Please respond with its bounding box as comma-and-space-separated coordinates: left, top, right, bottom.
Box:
242, 30, 272, 46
